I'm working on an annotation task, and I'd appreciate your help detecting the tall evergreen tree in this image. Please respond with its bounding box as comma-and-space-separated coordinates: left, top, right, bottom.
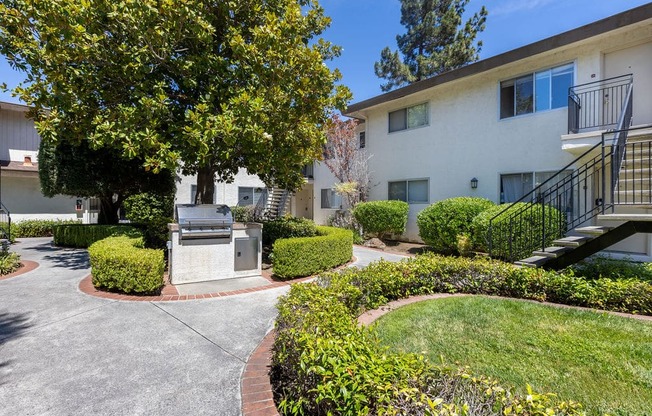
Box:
375, 0, 487, 92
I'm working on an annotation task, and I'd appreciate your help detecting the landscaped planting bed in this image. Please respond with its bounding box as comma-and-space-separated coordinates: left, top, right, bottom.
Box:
272, 253, 652, 415
374, 296, 652, 415
53, 224, 143, 248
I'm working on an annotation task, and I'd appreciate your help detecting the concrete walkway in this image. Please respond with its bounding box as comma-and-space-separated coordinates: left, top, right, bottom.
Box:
0, 239, 407, 415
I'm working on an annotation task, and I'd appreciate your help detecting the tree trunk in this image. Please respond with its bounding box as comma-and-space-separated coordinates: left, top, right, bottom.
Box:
195, 166, 216, 204
98, 195, 120, 224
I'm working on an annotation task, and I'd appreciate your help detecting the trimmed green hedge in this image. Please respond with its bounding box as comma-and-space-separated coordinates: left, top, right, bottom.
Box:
417, 197, 495, 253
471, 202, 566, 259
88, 236, 164, 294
352, 200, 409, 238
263, 216, 318, 246
271, 252, 639, 414
12, 219, 80, 238
272, 226, 352, 279
53, 224, 143, 248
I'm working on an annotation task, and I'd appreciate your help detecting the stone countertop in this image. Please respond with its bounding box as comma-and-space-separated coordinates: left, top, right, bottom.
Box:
168, 222, 263, 231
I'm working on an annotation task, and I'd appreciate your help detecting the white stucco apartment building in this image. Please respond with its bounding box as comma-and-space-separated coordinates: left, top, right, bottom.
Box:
333, 4, 652, 259
0, 101, 86, 223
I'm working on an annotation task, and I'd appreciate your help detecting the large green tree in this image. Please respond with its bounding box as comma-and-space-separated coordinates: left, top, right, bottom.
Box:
39, 139, 176, 224
375, 0, 487, 91
0, 0, 349, 203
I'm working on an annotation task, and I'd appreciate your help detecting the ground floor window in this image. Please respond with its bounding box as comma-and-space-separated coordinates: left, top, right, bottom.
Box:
238, 187, 264, 206
500, 170, 573, 203
321, 188, 342, 209
388, 179, 429, 204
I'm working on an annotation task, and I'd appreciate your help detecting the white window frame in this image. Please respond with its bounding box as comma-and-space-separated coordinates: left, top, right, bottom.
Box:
499, 170, 573, 203
321, 188, 342, 209
388, 178, 429, 204
237, 186, 264, 206
499, 62, 575, 120
388, 102, 429, 133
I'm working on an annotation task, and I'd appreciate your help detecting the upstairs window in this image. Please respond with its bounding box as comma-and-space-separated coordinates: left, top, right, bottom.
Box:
389, 103, 428, 132
359, 131, 366, 149
500, 63, 574, 119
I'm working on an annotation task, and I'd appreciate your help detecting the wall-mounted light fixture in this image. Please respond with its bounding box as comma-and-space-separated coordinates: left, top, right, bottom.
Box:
470, 177, 478, 189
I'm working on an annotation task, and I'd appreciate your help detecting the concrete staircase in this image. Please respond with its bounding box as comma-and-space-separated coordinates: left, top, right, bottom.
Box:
262, 188, 291, 220
515, 131, 652, 269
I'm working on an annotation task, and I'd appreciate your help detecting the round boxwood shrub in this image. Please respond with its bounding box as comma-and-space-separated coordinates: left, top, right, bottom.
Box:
262, 216, 318, 246
416, 197, 495, 253
352, 200, 409, 239
471, 202, 566, 260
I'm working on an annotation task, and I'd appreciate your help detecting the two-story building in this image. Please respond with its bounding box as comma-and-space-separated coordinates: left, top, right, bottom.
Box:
0, 101, 87, 223
331, 4, 652, 261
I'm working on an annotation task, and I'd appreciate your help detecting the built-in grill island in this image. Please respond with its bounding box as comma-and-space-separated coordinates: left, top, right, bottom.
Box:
168, 204, 262, 285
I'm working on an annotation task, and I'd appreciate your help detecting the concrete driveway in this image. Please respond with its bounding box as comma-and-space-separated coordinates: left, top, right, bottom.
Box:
0, 239, 407, 415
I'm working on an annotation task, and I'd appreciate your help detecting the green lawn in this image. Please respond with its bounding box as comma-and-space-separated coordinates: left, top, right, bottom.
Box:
373, 296, 652, 415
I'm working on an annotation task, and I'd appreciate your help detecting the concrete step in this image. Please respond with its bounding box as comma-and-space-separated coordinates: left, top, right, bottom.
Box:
620, 167, 652, 177
532, 246, 574, 258
574, 225, 613, 235
597, 213, 652, 221
515, 256, 550, 268
552, 235, 593, 247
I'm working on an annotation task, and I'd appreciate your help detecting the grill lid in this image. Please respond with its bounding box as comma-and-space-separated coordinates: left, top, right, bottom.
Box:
175, 204, 233, 224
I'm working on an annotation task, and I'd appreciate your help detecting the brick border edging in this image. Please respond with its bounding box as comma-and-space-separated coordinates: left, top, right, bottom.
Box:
77, 256, 356, 302
357, 293, 652, 326
241, 330, 279, 416
242, 293, 652, 416
0, 260, 39, 281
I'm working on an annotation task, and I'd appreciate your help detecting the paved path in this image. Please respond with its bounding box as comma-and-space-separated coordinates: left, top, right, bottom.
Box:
0, 239, 406, 415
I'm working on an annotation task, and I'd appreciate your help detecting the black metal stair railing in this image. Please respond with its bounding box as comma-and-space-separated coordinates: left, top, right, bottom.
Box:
490, 77, 637, 262
0, 203, 11, 240
568, 74, 632, 134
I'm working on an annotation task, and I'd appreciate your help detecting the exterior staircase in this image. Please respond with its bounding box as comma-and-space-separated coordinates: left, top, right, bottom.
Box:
489, 73, 652, 268
254, 187, 291, 220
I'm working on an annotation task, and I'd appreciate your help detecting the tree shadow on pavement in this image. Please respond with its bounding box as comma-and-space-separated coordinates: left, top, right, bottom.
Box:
21, 241, 89, 270
0, 311, 33, 386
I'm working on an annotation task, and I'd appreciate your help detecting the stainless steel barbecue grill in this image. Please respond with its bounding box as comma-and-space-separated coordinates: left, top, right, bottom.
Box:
175, 204, 233, 240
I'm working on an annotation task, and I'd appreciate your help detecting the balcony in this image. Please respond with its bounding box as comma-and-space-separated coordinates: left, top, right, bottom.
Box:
562, 74, 633, 155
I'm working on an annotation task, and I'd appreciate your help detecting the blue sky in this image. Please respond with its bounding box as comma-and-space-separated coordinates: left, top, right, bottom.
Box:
0, 0, 649, 105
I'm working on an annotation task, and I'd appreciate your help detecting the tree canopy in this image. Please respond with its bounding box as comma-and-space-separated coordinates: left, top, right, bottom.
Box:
375, 0, 487, 92
39, 139, 176, 224
0, 0, 350, 203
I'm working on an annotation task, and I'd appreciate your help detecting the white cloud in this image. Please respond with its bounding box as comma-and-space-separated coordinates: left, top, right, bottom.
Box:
491, 0, 560, 16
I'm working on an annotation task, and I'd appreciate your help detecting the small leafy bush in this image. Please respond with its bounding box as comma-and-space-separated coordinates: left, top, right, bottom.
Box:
471, 202, 566, 260
569, 256, 652, 282
0, 252, 21, 275
231, 205, 256, 223
417, 197, 495, 253
53, 224, 143, 248
88, 236, 164, 294
263, 216, 318, 246
12, 219, 80, 238
123, 192, 174, 224
272, 226, 352, 279
352, 200, 409, 239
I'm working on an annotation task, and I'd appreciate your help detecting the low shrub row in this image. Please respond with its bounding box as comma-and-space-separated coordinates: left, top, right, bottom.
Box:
272, 226, 353, 279
570, 255, 652, 282
12, 219, 80, 238
271, 253, 628, 414
88, 236, 164, 294
231, 205, 256, 223
53, 224, 143, 248
263, 216, 318, 246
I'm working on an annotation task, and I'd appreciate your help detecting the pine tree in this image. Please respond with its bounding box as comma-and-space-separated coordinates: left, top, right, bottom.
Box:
375, 0, 487, 92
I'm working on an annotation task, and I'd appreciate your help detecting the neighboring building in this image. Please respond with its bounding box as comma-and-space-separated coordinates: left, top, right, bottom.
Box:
338, 5, 652, 261
0, 101, 92, 223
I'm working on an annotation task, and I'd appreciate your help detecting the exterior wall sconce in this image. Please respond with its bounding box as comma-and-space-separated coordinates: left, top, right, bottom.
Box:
470, 177, 478, 189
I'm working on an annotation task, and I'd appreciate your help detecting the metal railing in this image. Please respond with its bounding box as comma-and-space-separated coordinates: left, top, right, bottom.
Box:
0, 203, 11, 240
568, 74, 632, 133
253, 188, 269, 220
490, 80, 638, 262
301, 164, 314, 179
